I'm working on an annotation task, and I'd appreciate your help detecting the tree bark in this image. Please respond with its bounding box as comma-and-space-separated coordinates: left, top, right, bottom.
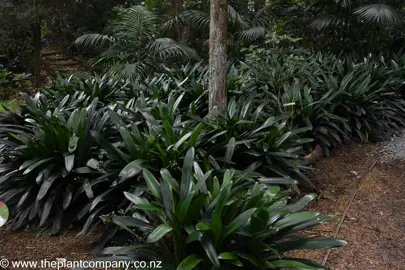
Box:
208, 0, 228, 115
32, 22, 42, 88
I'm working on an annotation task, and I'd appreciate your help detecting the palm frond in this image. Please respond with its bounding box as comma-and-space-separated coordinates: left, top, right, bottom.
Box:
353, 4, 402, 26
181, 10, 210, 30
75, 34, 115, 48
238, 26, 267, 42
149, 38, 200, 61
162, 15, 181, 33
310, 15, 350, 30
113, 6, 157, 40
228, 5, 249, 29
107, 61, 154, 81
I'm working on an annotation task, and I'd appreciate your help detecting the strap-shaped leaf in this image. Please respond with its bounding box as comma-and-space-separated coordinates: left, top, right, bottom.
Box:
275, 236, 347, 252
147, 224, 173, 243
180, 147, 195, 199
142, 169, 162, 201
120, 160, 144, 179
177, 255, 203, 270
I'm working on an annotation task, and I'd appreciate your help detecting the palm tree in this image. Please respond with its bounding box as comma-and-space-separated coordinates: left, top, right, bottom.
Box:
75, 6, 199, 81
162, 3, 274, 57
308, 0, 405, 51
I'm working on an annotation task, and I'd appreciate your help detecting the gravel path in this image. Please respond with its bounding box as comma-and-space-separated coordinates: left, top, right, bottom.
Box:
380, 131, 405, 162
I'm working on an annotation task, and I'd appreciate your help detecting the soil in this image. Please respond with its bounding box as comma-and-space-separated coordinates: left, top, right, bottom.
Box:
1, 141, 405, 269
290, 141, 405, 269
0, 229, 99, 269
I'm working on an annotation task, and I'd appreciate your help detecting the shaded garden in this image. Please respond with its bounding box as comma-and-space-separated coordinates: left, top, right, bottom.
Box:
1, 0, 405, 269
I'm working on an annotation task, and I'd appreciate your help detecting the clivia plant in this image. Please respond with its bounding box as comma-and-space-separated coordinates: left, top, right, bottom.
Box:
99, 148, 346, 270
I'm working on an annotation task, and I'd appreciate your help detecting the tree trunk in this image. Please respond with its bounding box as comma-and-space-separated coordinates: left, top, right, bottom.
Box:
208, 0, 228, 115
32, 22, 42, 88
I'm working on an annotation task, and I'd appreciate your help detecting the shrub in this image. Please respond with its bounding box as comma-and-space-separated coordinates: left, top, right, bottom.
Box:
39, 74, 133, 106
0, 95, 114, 233
0, 66, 32, 100
242, 44, 405, 154
90, 93, 314, 190
98, 148, 346, 269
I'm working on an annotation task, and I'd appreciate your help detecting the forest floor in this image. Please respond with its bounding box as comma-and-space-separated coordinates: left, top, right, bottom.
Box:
1, 141, 405, 269
292, 140, 405, 269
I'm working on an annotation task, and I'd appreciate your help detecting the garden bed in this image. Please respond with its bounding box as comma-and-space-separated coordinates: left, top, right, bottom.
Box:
1, 141, 404, 269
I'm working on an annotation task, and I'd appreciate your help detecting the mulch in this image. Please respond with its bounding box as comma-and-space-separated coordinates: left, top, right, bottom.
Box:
290, 141, 405, 269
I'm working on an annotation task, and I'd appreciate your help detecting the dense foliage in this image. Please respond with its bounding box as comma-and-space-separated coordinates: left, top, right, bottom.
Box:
4, 1, 405, 268
75, 6, 199, 81
100, 149, 346, 269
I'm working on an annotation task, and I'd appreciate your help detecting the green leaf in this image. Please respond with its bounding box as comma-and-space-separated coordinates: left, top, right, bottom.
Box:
162, 118, 175, 145
173, 132, 192, 150
90, 188, 114, 211
113, 216, 154, 232
82, 179, 94, 199
275, 236, 347, 252
287, 193, 317, 212
23, 158, 54, 175
37, 174, 59, 200
136, 204, 163, 212
180, 148, 194, 199
224, 137, 236, 163
235, 120, 253, 125
259, 177, 298, 185
86, 159, 99, 170
36, 164, 54, 184
124, 192, 149, 205
65, 155, 75, 172
222, 208, 257, 240
212, 176, 220, 197
185, 231, 202, 245
91, 131, 129, 164
68, 134, 79, 153
40, 194, 56, 226
19, 158, 41, 171
177, 191, 195, 223
177, 255, 203, 270
222, 170, 233, 186
273, 212, 320, 230
196, 222, 211, 231
147, 224, 173, 243
183, 194, 208, 225
218, 252, 238, 260
120, 160, 144, 179
143, 169, 162, 201
201, 235, 220, 267
187, 123, 202, 147
113, 245, 150, 256
161, 168, 179, 193
63, 189, 72, 210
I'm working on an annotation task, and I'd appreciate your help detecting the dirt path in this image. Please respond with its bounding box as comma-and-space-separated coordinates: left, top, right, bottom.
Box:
296, 142, 405, 269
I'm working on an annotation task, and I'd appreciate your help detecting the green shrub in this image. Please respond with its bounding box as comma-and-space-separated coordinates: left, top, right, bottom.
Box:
98, 148, 346, 269
0, 66, 32, 100
39, 74, 133, 106
242, 44, 405, 154
90, 93, 314, 190
0, 95, 114, 233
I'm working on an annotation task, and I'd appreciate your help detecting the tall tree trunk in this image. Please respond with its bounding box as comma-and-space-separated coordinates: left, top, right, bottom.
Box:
32, 22, 42, 88
208, 0, 228, 115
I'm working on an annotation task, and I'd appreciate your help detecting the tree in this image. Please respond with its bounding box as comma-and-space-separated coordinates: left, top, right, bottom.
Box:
208, 0, 228, 114
75, 6, 198, 81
